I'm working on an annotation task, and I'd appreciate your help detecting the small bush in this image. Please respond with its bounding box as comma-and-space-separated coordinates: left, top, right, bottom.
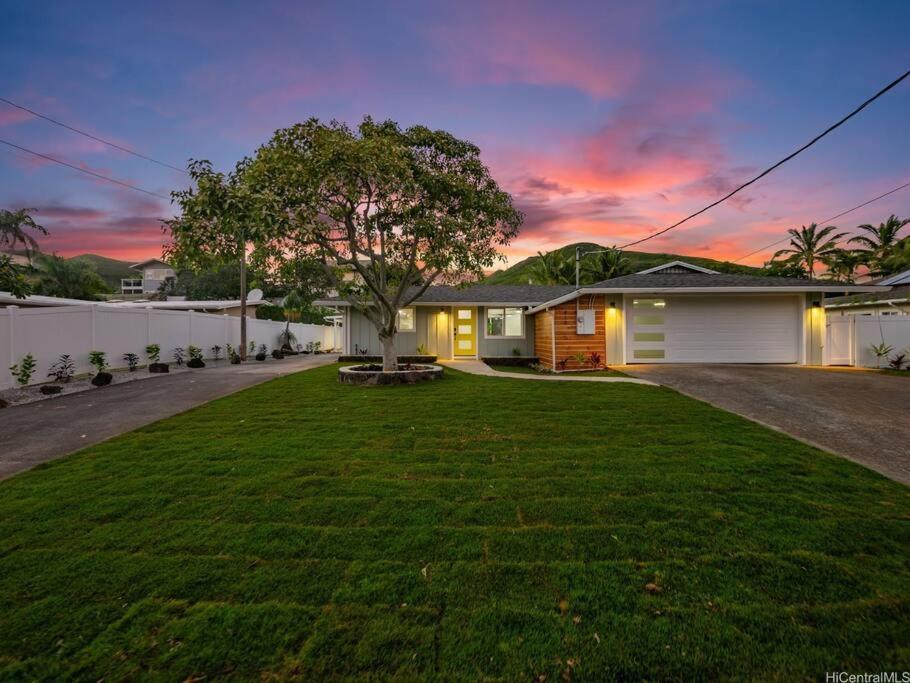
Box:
48, 354, 75, 383
88, 350, 108, 374
173, 347, 185, 366
123, 353, 140, 371
188, 345, 203, 362
211, 345, 222, 361
9, 354, 37, 387
145, 344, 161, 364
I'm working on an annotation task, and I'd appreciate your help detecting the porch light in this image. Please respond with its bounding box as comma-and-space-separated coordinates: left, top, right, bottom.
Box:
609, 302, 616, 308
812, 301, 821, 308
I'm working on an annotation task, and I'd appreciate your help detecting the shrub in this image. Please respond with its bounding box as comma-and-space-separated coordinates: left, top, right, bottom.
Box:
573, 352, 587, 367
145, 344, 161, 364
226, 344, 240, 364
255, 302, 285, 321
417, 343, 429, 355
512, 347, 521, 357
123, 353, 140, 372
589, 351, 602, 368
889, 353, 906, 370
88, 350, 108, 374
248, 341, 256, 354
556, 358, 569, 371
48, 354, 75, 383
173, 347, 185, 366
870, 342, 894, 369
9, 354, 37, 387
188, 345, 203, 362
211, 345, 223, 361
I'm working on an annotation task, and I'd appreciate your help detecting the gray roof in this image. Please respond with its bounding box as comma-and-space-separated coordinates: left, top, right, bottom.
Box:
589, 271, 853, 289
316, 284, 576, 306
825, 285, 910, 307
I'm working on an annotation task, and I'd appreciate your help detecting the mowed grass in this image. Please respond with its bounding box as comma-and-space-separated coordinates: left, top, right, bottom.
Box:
1, 364, 909, 680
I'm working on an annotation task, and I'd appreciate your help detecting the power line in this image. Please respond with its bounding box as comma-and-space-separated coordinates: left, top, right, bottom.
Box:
0, 96, 188, 174
731, 178, 910, 263
617, 68, 910, 250
0, 137, 169, 200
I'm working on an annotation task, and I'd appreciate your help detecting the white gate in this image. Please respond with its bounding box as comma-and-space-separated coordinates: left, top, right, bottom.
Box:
825, 317, 853, 365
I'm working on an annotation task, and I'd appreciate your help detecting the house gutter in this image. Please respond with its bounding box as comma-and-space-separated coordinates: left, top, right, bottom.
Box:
526, 285, 889, 315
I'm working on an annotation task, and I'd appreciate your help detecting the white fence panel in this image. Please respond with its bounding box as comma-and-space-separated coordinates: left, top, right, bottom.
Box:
1, 304, 337, 389
853, 316, 910, 368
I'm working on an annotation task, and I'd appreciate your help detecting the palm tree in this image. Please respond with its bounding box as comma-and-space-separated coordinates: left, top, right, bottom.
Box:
879, 237, 910, 277
528, 250, 573, 285
581, 247, 631, 284
848, 215, 910, 275
35, 254, 109, 300
773, 223, 846, 277
821, 248, 866, 284
0, 208, 46, 259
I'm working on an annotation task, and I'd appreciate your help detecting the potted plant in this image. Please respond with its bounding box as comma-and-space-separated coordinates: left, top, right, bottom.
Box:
888, 353, 906, 371
271, 348, 284, 359
173, 347, 186, 366
9, 353, 37, 389
303, 341, 314, 355
313, 341, 322, 355
255, 344, 267, 361
123, 352, 140, 371
187, 345, 205, 368
89, 350, 112, 386
146, 344, 169, 373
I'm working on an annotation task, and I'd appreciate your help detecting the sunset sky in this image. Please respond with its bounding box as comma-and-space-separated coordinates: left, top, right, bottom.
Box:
1, 1, 909, 267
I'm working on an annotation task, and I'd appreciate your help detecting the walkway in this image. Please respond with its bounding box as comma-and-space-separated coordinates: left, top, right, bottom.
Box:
441, 359, 657, 385
623, 364, 910, 485
0, 354, 339, 480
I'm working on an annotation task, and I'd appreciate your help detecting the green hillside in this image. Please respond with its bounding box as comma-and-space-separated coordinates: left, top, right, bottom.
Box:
68, 254, 136, 288
483, 242, 761, 285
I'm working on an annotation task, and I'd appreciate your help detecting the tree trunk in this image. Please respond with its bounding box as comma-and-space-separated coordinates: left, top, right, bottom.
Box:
380, 333, 398, 372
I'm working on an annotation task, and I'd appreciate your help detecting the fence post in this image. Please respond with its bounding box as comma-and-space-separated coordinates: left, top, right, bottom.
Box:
89, 304, 97, 351
7, 305, 17, 369
188, 309, 194, 347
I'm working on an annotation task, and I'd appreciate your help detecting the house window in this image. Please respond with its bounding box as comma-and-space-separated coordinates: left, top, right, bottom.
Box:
397, 307, 415, 332
486, 307, 523, 337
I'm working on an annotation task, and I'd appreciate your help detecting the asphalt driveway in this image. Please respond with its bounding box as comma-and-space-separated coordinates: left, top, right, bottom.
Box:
0, 354, 338, 480
622, 364, 910, 485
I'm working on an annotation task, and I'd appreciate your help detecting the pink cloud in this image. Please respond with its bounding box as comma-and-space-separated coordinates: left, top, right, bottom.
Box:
425, 2, 648, 98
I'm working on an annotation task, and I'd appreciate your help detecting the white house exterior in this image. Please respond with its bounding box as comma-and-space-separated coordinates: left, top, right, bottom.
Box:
121, 259, 176, 294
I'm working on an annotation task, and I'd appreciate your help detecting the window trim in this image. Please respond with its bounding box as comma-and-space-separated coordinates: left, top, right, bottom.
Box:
483, 306, 525, 339
397, 306, 416, 333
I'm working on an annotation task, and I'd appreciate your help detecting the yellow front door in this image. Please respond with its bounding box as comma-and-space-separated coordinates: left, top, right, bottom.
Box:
454, 307, 477, 356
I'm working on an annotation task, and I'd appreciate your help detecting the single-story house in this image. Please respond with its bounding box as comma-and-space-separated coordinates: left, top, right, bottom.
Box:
316, 261, 884, 367
121, 259, 176, 294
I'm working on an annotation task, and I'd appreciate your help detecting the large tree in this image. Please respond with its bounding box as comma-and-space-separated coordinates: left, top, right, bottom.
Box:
848, 214, 909, 276
821, 248, 866, 284
773, 223, 845, 277
581, 247, 631, 284
528, 250, 574, 285
246, 117, 522, 371
164, 159, 270, 360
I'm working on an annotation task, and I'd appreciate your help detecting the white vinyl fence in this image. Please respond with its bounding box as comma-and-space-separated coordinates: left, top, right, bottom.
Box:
825, 315, 910, 367
1, 304, 339, 389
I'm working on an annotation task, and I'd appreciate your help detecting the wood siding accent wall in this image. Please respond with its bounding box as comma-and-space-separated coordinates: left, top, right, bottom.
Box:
551, 295, 607, 370
534, 311, 554, 369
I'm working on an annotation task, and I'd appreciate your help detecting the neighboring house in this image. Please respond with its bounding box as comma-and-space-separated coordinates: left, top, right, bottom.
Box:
0, 292, 265, 316
121, 259, 175, 294
316, 261, 882, 367
825, 267, 910, 317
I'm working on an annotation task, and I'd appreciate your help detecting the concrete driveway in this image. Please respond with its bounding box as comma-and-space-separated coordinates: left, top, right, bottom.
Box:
621, 364, 910, 485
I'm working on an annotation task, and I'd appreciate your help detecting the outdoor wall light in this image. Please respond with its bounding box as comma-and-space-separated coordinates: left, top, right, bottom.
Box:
812, 301, 821, 308
609, 302, 616, 308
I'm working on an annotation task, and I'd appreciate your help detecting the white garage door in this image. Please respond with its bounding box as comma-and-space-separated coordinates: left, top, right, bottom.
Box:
627, 295, 801, 363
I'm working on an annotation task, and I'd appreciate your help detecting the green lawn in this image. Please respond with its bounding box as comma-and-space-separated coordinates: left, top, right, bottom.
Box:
487, 363, 626, 377
1, 364, 908, 679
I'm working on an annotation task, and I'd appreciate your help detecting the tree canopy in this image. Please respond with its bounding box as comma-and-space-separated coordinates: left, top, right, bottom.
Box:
246, 117, 522, 370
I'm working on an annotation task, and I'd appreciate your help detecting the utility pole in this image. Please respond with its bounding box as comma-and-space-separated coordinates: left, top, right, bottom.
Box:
575, 246, 581, 289
239, 230, 247, 361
